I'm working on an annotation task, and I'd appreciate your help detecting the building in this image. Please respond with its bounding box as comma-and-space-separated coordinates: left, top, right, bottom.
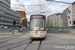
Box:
72, 2, 75, 27
47, 15, 53, 27
46, 17, 49, 27
63, 8, 68, 28
68, 4, 72, 27
47, 13, 63, 27
16, 11, 26, 23
0, 0, 21, 27
63, 2, 75, 28
17, 11, 27, 27
16, 11, 26, 18
63, 5, 72, 28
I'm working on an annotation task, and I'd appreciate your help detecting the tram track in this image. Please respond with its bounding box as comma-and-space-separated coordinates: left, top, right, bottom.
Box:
7, 40, 43, 50
24, 40, 42, 50
24, 40, 33, 50
6, 40, 33, 50
0, 33, 27, 40
0, 33, 43, 50
0, 35, 17, 40
0, 39, 30, 48
37, 40, 42, 50
0, 39, 43, 50
0, 34, 27, 44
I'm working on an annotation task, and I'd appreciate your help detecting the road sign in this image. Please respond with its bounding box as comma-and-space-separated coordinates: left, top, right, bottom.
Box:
20, 28, 23, 31
59, 29, 62, 32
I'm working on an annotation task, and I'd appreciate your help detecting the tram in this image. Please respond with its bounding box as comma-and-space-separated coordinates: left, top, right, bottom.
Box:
29, 13, 47, 39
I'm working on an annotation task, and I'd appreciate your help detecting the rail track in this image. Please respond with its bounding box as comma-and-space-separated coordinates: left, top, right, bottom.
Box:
0, 39, 43, 50
0, 33, 28, 44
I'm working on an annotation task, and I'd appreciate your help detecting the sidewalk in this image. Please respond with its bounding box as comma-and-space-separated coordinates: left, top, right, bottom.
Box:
0, 32, 21, 39
0, 31, 29, 38
49, 33, 75, 39
0, 32, 19, 35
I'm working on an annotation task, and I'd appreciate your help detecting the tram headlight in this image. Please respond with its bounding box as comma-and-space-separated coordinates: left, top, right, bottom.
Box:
30, 32, 33, 33
30, 34, 33, 36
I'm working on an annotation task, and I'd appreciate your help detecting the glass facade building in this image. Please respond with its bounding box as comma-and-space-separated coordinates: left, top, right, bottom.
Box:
0, 0, 21, 27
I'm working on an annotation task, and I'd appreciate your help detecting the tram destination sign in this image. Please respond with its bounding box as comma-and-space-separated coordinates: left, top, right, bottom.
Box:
31, 16, 44, 19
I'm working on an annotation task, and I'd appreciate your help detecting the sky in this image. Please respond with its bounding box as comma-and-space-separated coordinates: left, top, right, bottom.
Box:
11, 0, 75, 21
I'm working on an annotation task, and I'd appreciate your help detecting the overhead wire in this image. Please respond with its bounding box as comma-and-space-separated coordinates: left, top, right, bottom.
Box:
11, 0, 72, 13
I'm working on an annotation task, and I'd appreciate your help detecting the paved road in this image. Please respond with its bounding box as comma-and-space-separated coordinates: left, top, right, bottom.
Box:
40, 34, 75, 50
0, 33, 75, 50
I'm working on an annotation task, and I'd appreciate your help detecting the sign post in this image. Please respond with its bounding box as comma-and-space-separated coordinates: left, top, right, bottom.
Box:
12, 25, 14, 34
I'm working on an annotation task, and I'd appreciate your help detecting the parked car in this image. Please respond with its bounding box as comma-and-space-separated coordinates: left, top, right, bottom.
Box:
4, 26, 8, 28
1, 25, 4, 28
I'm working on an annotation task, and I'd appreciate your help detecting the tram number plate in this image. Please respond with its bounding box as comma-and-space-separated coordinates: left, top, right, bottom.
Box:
35, 31, 38, 35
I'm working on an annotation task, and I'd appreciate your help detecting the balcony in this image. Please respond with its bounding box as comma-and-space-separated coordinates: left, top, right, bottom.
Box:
0, 13, 18, 20
0, 22, 13, 25
0, 3, 20, 17
0, 17, 13, 22
0, 8, 20, 19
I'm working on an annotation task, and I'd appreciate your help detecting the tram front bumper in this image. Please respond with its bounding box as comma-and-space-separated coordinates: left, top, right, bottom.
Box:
30, 35, 46, 38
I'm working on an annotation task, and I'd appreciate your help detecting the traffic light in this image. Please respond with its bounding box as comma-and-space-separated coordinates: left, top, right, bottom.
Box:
13, 20, 16, 25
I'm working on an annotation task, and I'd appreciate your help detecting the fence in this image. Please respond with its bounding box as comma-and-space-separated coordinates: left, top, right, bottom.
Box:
48, 28, 75, 34
0, 28, 29, 33
48, 28, 64, 33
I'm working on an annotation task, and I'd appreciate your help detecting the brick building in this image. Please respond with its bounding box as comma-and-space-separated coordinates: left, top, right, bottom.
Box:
16, 11, 26, 23
16, 11, 26, 18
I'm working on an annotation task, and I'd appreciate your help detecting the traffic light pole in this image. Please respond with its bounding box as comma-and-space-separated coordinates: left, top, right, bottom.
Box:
12, 25, 14, 34
12, 20, 16, 34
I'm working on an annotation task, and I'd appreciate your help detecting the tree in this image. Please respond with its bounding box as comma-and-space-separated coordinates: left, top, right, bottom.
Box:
21, 19, 27, 28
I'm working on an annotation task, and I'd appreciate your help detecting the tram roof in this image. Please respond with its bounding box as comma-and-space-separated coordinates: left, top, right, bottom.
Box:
30, 13, 46, 16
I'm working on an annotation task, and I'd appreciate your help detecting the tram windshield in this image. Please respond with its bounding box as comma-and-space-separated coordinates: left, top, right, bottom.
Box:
30, 19, 45, 31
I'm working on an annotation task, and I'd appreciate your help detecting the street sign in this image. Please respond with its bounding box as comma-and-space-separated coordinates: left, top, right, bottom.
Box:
59, 29, 62, 32
20, 28, 23, 31
19, 28, 23, 33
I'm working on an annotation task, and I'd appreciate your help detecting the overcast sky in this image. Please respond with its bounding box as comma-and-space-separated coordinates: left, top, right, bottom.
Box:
11, 0, 75, 21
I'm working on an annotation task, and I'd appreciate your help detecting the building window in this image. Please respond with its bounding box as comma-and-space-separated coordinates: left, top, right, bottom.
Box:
73, 21, 75, 25
68, 16, 70, 19
70, 21, 71, 24
68, 10, 70, 14
0, 6, 20, 17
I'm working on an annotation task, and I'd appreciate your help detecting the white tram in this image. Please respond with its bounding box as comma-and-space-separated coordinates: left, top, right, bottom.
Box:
29, 13, 47, 39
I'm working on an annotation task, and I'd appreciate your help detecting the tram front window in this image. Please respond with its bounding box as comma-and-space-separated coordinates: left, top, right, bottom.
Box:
30, 19, 45, 31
